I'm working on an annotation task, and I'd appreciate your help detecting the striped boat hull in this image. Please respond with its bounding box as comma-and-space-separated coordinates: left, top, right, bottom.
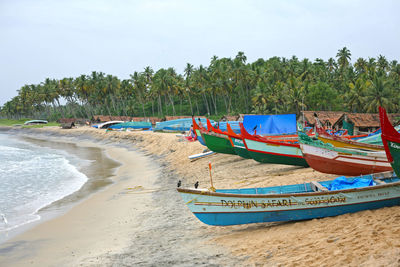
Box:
301, 143, 392, 176
244, 138, 309, 167
178, 176, 400, 225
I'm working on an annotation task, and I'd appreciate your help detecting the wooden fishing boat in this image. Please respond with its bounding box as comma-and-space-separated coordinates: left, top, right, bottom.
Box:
379, 107, 400, 176
226, 123, 251, 159
199, 119, 236, 155
109, 121, 152, 130
178, 171, 400, 225
315, 120, 384, 151
299, 132, 392, 176
92, 120, 124, 129
192, 117, 207, 146
24, 119, 48, 125
240, 124, 309, 167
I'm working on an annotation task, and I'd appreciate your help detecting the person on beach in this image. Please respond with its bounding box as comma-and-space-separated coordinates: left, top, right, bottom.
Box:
185, 125, 197, 141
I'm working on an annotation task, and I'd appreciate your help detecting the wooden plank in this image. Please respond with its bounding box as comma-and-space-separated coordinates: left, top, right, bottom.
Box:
310, 181, 328, 192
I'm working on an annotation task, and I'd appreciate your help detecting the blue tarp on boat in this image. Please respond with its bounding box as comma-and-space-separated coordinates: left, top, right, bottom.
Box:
322, 176, 375, 191
243, 114, 297, 135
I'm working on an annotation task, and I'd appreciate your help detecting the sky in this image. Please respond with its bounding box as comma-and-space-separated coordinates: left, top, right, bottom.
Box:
0, 0, 399, 106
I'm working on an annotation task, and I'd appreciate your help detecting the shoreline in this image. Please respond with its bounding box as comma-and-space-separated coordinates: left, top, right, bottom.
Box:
1, 126, 400, 266
0, 127, 163, 266
0, 131, 121, 244
0, 127, 238, 266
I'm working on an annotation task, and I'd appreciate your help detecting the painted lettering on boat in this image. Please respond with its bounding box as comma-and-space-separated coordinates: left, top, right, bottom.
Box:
304, 196, 346, 205
390, 142, 400, 150
220, 196, 347, 209
234, 139, 244, 145
357, 193, 376, 199
220, 199, 296, 209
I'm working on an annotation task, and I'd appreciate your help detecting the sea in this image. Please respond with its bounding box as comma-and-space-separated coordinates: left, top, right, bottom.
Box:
0, 132, 89, 237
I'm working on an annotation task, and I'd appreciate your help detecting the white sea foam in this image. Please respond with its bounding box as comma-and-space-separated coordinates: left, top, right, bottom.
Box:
0, 133, 88, 232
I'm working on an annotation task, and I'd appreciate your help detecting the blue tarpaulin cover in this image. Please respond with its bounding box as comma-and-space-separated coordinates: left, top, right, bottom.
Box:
324, 176, 375, 191
243, 114, 297, 135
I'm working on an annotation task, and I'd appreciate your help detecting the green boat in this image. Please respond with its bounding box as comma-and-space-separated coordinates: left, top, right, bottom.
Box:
226, 123, 251, 159
240, 123, 309, 167
380, 107, 400, 175
200, 119, 236, 155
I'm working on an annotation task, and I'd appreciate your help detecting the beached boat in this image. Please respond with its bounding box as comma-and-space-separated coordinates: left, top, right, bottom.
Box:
199, 119, 236, 155
24, 119, 48, 125
240, 124, 308, 167
92, 120, 124, 129
177, 171, 400, 226
108, 121, 152, 130
315, 120, 384, 151
380, 107, 400, 176
226, 123, 251, 159
299, 132, 392, 176
154, 118, 210, 132
192, 117, 207, 146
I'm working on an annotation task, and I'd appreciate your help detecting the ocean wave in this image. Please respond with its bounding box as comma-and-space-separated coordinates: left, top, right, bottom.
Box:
0, 137, 89, 233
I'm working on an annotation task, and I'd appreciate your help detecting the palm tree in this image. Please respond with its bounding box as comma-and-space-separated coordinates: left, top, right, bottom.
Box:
354, 58, 367, 75
366, 74, 395, 112
336, 47, 351, 69
377, 55, 389, 74
184, 63, 194, 115
130, 71, 147, 117
345, 78, 370, 112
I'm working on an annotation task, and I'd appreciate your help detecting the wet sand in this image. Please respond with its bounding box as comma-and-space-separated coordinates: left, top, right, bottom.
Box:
0, 134, 119, 244
1, 126, 400, 266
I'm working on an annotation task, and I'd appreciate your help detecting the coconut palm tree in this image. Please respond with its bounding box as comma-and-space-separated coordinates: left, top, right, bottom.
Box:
366, 74, 395, 112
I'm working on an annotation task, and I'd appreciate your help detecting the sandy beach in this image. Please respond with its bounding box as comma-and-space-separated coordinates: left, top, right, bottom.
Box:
1, 126, 400, 266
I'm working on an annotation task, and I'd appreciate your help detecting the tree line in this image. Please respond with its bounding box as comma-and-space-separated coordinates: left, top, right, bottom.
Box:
1, 47, 399, 121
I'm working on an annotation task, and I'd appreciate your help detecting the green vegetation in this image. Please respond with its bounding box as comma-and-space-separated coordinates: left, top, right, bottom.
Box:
1, 47, 399, 120
0, 118, 31, 126
0, 119, 59, 128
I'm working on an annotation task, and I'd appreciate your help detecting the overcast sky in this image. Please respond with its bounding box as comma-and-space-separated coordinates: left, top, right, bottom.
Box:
0, 0, 399, 106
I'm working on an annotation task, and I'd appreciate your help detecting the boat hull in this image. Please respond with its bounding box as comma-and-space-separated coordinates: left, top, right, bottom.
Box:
301, 143, 392, 176
193, 198, 400, 225
386, 141, 400, 175
202, 132, 236, 155
178, 180, 400, 226
318, 136, 383, 151
244, 139, 308, 167
195, 129, 207, 146
231, 137, 251, 159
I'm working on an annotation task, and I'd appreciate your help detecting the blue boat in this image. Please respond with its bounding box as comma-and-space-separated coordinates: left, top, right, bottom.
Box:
154, 118, 212, 132
109, 121, 152, 130
177, 171, 400, 226
215, 121, 241, 134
